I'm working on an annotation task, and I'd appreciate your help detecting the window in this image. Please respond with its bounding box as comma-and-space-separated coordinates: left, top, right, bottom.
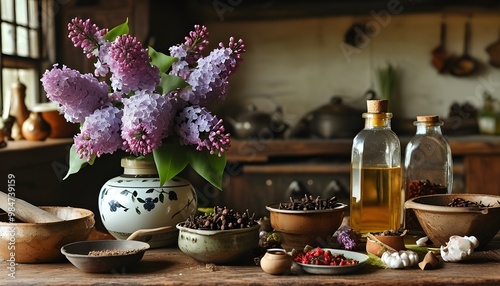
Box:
1, 0, 55, 119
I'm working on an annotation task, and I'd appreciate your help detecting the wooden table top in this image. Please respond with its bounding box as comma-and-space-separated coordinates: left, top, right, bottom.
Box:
3, 233, 500, 286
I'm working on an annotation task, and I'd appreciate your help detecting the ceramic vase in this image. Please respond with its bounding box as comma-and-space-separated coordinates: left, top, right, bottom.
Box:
98, 156, 198, 248
21, 112, 51, 141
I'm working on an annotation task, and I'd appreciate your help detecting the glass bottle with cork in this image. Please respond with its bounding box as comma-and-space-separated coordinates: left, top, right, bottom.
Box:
350, 99, 402, 234
404, 115, 452, 231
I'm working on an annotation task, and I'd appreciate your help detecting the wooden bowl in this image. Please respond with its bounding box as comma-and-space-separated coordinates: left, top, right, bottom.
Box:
405, 194, 500, 248
0, 206, 94, 263
265, 203, 346, 251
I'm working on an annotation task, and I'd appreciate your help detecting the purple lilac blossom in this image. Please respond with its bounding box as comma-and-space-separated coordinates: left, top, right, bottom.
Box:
107, 35, 160, 95
40, 64, 109, 123
183, 24, 210, 66
169, 45, 190, 80
178, 47, 234, 105
74, 104, 123, 160
121, 90, 173, 155
337, 227, 359, 250
175, 106, 230, 156
67, 18, 107, 59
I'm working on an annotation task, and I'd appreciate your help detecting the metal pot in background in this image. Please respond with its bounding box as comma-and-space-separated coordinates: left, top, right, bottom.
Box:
292, 96, 364, 139
226, 104, 288, 139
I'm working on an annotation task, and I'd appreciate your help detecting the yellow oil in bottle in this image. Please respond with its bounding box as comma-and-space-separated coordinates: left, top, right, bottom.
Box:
350, 165, 402, 234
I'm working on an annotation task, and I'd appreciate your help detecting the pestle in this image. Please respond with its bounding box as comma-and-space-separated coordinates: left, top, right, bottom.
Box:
0, 191, 63, 223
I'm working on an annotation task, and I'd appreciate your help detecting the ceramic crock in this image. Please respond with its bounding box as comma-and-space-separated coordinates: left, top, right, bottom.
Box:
98, 156, 197, 248
260, 248, 293, 275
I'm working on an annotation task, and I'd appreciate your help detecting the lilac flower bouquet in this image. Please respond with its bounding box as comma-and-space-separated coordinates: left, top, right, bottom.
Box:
41, 18, 245, 190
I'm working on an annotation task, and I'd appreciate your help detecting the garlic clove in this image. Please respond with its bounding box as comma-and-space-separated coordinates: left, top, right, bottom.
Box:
440, 235, 478, 262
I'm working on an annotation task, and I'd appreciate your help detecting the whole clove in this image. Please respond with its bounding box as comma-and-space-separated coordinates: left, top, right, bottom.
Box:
183, 206, 257, 230
447, 198, 491, 208
278, 195, 343, 211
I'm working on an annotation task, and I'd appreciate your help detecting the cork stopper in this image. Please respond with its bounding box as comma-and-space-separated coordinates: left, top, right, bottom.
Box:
416, 115, 439, 122
366, 99, 388, 113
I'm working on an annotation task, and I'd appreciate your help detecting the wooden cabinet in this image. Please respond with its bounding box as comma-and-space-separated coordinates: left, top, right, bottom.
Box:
1, 136, 499, 222
464, 155, 500, 194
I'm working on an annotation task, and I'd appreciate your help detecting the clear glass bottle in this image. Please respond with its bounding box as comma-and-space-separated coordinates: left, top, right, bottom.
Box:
350, 99, 402, 234
404, 115, 452, 231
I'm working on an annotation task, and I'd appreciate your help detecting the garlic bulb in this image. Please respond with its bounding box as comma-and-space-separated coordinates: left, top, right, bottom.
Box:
440, 235, 479, 262
381, 250, 419, 269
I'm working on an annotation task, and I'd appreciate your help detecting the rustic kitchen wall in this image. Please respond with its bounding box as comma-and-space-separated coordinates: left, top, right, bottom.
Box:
204, 12, 500, 126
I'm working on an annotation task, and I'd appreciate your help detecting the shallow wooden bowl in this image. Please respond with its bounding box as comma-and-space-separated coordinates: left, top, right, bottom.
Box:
0, 206, 94, 263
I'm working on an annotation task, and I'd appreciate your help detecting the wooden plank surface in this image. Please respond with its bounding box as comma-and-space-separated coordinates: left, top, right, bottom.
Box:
3, 235, 500, 285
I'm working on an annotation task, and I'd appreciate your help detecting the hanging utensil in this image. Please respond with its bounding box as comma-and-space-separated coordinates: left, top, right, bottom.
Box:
431, 20, 450, 73
486, 29, 500, 68
449, 19, 479, 77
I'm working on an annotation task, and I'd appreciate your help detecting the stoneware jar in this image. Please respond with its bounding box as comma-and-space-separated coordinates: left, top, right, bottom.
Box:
260, 248, 293, 275
98, 156, 197, 248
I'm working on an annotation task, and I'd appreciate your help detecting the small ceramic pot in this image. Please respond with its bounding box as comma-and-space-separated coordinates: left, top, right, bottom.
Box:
366, 235, 406, 257
260, 248, 293, 275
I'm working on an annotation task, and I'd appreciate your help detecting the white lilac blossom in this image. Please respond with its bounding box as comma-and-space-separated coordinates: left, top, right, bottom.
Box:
74, 104, 122, 159
41, 64, 109, 123
41, 18, 245, 189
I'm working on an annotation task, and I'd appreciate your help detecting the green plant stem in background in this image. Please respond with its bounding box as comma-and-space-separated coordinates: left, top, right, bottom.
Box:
377, 63, 396, 106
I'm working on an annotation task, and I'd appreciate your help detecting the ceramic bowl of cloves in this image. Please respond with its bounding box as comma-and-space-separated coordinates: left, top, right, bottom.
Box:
405, 194, 500, 248
176, 206, 260, 264
266, 195, 346, 251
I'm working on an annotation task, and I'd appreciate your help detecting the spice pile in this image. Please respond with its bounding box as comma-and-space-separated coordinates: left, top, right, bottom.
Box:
183, 206, 257, 230
407, 179, 448, 199
293, 247, 359, 266
87, 249, 139, 256
447, 198, 491, 207
278, 195, 344, 211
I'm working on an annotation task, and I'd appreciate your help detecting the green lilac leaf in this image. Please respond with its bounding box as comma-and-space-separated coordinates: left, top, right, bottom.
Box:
159, 193, 164, 203
148, 47, 177, 73
153, 141, 189, 186
188, 149, 226, 191
64, 144, 94, 180
158, 74, 189, 94
104, 18, 129, 41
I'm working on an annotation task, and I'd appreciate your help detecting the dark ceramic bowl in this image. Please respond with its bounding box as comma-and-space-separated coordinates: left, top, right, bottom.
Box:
61, 240, 150, 273
404, 194, 500, 248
